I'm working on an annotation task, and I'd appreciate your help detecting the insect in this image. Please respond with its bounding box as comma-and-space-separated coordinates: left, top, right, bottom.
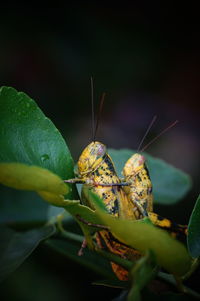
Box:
66, 79, 137, 221
122, 152, 188, 240
103, 118, 179, 220
121, 119, 188, 239
64, 79, 140, 280
122, 152, 153, 219
66, 140, 136, 220
66, 140, 141, 280
122, 115, 158, 218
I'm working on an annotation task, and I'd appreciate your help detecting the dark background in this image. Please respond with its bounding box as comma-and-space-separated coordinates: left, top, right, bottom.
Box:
0, 3, 199, 300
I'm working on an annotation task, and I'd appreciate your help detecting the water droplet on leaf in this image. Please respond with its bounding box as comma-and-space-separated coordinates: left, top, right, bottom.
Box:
41, 154, 50, 162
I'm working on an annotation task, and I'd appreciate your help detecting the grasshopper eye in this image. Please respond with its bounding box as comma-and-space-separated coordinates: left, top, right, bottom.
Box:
139, 155, 145, 165
96, 144, 106, 156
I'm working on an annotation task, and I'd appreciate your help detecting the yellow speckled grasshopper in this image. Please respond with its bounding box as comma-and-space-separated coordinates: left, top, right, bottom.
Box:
64, 80, 140, 280
122, 115, 157, 218
66, 140, 136, 220
106, 117, 177, 218
122, 151, 188, 240
105, 117, 187, 239
122, 152, 188, 240
65, 80, 136, 220
65, 140, 143, 280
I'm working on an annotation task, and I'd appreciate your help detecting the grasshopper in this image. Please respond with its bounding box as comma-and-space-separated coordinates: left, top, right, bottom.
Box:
65, 140, 140, 280
64, 80, 140, 280
66, 141, 137, 220
65, 80, 137, 221
104, 118, 187, 239
122, 153, 153, 219
122, 152, 187, 240
121, 119, 187, 240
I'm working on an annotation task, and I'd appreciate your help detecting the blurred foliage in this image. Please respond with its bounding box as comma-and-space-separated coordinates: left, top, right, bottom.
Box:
188, 195, 200, 257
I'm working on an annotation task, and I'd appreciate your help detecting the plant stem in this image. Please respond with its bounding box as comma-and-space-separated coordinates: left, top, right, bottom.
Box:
57, 213, 83, 243
158, 272, 200, 299
182, 257, 200, 281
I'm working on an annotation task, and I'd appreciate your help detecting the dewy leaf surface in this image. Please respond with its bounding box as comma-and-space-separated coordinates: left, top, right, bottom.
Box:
0, 86, 78, 225
0, 86, 77, 200
188, 195, 200, 257
109, 148, 191, 204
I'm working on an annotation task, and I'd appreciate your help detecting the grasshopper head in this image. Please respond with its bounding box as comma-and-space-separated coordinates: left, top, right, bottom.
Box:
123, 153, 145, 178
78, 141, 106, 175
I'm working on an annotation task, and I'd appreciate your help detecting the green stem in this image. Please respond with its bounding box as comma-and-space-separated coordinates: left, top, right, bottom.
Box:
182, 257, 200, 281
158, 272, 200, 299
174, 274, 185, 293
57, 213, 83, 243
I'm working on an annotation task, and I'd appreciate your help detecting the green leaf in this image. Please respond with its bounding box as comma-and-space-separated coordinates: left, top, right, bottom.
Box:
108, 148, 192, 204
90, 192, 192, 276
0, 86, 78, 200
0, 86, 78, 227
0, 224, 55, 281
187, 195, 200, 257
128, 250, 157, 301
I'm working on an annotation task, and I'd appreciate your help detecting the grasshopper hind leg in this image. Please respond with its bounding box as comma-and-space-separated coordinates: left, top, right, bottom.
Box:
132, 199, 148, 219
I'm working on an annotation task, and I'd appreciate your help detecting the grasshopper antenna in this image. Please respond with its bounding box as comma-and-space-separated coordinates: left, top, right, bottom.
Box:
91, 77, 95, 142
137, 115, 157, 152
94, 92, 106, 141
140, 120, 179, 153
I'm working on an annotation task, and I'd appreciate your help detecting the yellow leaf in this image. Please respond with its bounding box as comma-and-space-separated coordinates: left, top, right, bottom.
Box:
0, 163, 68, 196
